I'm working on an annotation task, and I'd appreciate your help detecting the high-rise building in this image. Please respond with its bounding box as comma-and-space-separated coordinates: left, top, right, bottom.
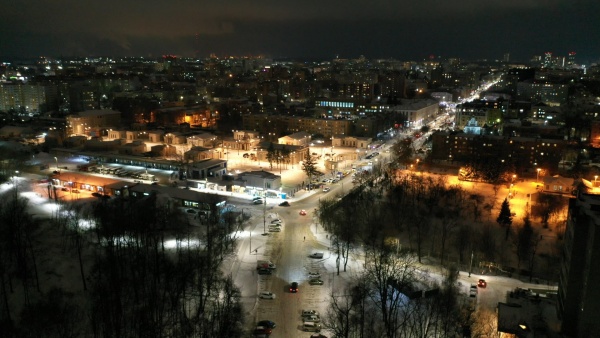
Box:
0, 83, 48, 113
558, 192, 600, 337
544, 52, 553, 68
503, 53, 510, 63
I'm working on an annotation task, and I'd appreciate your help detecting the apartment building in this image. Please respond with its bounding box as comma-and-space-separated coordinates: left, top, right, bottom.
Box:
558, 191, 600, 337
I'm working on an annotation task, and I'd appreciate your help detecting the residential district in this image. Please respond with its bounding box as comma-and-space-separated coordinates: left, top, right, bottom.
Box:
1, 52, 600, 337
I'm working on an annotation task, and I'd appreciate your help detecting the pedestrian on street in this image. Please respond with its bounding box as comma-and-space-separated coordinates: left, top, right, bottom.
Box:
303, 236, 305, 241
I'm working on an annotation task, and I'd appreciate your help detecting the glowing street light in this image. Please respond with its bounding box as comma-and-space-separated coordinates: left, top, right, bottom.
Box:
536, 168, 541, 183
595, 175, 598, 186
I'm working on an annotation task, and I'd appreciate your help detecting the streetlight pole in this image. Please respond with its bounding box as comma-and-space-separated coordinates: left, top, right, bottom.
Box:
54, 156, 58, 170
263, 196, 267, 235
536, 168, 541, 183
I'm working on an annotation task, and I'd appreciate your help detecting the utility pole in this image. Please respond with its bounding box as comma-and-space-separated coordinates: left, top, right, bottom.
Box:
468, 250, 474, 277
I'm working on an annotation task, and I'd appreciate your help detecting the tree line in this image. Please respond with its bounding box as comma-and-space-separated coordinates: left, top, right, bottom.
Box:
0, 188, 245, 338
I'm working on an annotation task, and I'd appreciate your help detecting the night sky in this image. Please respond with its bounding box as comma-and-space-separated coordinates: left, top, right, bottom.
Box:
1, 0, 599, 63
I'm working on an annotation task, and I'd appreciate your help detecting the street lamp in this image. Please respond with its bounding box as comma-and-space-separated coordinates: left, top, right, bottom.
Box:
536, 168, 541, 183
54, 156, 58, 169
12, 170, 19, 194
595, 175, 598, 186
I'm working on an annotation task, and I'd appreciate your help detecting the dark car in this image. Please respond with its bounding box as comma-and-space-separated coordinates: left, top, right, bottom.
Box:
186, 209, 196, 214
478, 279, 487, 288
92, 192, 102, 198
279, 201, 290, 207
61, 187, 69, 192
290, 282, 299, 293
257, 320, 276, 329
253, 326, 272, 335
309, 279, 324, 286
258, 268, 272, 275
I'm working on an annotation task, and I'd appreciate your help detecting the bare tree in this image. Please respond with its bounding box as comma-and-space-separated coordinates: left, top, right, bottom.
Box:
470, 308, 498, 337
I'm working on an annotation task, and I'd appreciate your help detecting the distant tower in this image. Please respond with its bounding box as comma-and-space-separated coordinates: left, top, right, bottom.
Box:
567, 51, 576, 67
503, 53, 510, 63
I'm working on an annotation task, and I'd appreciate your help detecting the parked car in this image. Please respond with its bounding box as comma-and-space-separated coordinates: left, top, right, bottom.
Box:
310, 252, 324, 259
186, 209, 196, 214
299, 209, 307, 216
304, 315, 321, 323
308, 272, 321, 279
252, 198, 264, 205
303, 321, 322, 332
302, 309, 319, 317
289, 282, 299, 293
309, 279, 324, 285
259, 292, 276, 299
258, 268, 272, 275
310, 334, 328, 338
257, 320, 276, 329
91, 192, 102, 197
268, 227, 281, 232
279, 201, 290, 207
270, 219, 283, 225
469, 285, 478, 297
322, 187, 330, 192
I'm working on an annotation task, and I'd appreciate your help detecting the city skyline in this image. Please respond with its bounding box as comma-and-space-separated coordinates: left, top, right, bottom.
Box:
1, 0, 599, 63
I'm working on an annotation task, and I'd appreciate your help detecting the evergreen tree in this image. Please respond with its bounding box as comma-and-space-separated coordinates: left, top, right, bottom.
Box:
496, 198, 513, 239
301, 152, 319, 184
515, 213, 534, 269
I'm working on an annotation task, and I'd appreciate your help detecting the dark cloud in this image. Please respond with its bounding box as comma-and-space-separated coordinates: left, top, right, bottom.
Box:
1, 0, 598, 62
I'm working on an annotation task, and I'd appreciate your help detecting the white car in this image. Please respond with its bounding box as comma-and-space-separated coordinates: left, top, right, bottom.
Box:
302, 309, 319, 317
469, 285, 478, 298
271, 219, 283, 225
304, 315, 321, 323
268, 227, 281, 232
322, 187, 330, 192
308, 272, 321, 279
259, 292, 276, 299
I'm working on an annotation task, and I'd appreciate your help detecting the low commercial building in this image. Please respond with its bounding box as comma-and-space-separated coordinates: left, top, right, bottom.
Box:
66, 109, 121, 137
237, 170, 282, 197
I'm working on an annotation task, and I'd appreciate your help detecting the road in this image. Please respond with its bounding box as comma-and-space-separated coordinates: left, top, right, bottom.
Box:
243, 176, 351, 337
